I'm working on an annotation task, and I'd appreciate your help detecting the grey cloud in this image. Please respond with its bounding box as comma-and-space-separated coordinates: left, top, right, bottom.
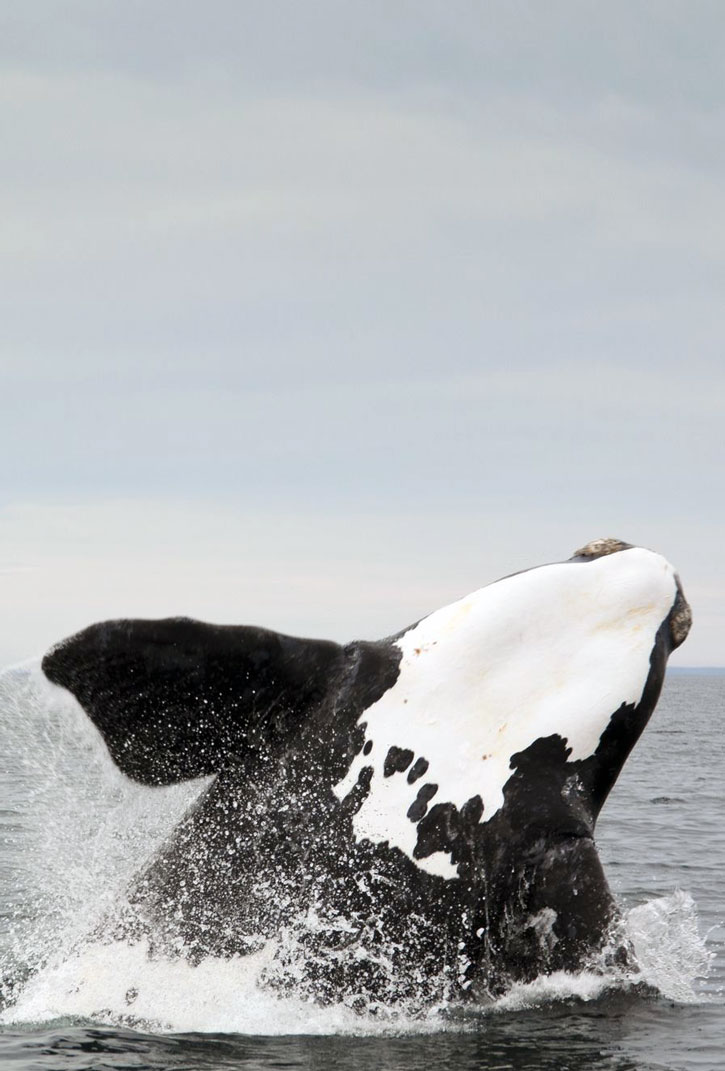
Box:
3, 84, 723, 384
2, 1, 724, 115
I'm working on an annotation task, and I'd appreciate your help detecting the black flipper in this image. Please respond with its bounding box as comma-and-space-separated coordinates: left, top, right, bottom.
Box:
41, 617, 346, 785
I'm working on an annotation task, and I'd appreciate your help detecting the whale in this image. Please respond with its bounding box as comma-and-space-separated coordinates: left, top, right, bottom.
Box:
40, 538, 691, 1003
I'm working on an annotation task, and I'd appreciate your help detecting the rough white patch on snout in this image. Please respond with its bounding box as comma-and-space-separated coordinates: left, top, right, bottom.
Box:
334, 547, 678, 878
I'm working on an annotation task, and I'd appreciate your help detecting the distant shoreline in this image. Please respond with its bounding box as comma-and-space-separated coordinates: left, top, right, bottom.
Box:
668, 666, 725, 675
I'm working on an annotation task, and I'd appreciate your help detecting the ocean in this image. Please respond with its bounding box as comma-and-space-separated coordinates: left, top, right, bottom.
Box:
0, 665, 721, 1070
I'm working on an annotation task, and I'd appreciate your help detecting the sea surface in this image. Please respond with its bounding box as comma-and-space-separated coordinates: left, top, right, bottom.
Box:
0, 664, 721, 1070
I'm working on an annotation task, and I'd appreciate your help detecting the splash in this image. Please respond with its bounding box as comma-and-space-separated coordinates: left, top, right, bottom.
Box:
627, 890, 713, 1002
492, 891, 711, 1013
0, 662, 714, 1035
0, 662, 205, 1005
2, 937, 456, 1035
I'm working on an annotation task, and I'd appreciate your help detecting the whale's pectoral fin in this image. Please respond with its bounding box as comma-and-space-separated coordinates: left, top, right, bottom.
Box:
42, 617, 345, 785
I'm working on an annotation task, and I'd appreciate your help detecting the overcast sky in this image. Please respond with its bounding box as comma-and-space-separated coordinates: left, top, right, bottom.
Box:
1, 1, 723, 666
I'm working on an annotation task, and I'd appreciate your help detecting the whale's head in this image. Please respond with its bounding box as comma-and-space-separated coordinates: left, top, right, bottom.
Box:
572, 536, 692, 652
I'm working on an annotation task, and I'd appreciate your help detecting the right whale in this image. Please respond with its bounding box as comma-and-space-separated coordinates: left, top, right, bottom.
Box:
41, 538, 691, 1004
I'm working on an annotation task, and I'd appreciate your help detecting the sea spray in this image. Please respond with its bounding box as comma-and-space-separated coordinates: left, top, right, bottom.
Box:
627, 890, 713, 1002
2, 893, 712, 1034
0, 662, 206, 1005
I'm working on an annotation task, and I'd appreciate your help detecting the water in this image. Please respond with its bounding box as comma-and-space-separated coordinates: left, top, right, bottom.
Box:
0, 665, 721, 1069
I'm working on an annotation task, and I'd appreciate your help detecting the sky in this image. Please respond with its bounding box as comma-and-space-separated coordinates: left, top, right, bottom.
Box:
1, 1, 723, 666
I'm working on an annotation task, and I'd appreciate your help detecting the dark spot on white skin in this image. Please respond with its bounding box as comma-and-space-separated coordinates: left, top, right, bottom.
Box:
460, 794, 484, 824
407, 757, 429, 784
340, 765, 374, 817
414, 802, 461, 859
384, 746, 414, 777
407, 782, 439, 821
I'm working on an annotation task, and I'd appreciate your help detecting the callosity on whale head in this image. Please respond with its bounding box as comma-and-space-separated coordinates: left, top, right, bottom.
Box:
40, 539, 690, 1003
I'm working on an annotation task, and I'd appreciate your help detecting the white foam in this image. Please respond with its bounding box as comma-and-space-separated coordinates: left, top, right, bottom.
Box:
2, 891, 712, 1033
2, 935, 456, 1035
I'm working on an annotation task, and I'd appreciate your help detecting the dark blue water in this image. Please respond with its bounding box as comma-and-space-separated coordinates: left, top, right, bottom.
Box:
0, 667, 722, 1070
